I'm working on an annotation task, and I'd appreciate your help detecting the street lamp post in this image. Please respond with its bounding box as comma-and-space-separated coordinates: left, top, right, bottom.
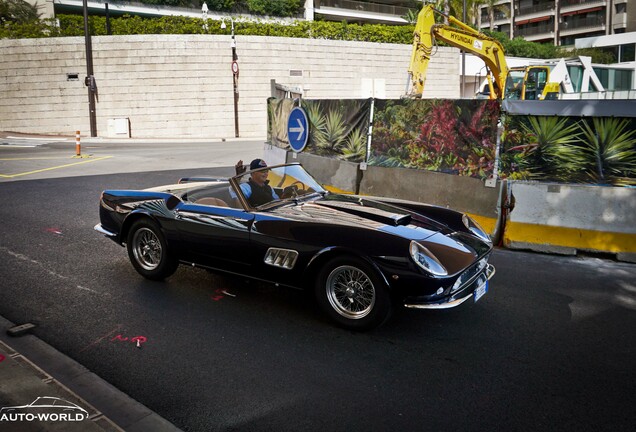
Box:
82, 0, 97, 137
222, 18, 239, 138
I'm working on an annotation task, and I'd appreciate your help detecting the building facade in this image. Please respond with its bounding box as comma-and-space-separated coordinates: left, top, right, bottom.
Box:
479, 0, 634, 46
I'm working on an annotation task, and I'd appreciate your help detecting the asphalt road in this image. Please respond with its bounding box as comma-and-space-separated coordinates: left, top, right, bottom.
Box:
0, 140, 635, 431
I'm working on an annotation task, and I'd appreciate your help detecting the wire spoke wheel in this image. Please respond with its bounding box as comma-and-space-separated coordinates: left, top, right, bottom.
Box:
326, 265, 376, 319
132, 227, 162, 271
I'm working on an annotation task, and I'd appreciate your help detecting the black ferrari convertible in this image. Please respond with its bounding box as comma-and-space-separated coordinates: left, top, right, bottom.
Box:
95, 163, 495, 330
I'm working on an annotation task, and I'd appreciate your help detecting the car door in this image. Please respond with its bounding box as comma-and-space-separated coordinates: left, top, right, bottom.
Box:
174, 202, 255, 275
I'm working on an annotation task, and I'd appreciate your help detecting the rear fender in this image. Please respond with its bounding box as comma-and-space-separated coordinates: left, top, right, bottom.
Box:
110, 193, 182, 244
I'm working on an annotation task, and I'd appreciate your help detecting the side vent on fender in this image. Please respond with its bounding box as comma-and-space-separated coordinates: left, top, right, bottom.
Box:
264, 248, 299, 270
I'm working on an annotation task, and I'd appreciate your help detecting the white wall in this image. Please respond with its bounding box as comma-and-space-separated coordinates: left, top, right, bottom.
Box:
0, 35, 459, 138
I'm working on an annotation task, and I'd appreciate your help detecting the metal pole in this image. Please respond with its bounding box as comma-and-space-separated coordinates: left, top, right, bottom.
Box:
231, 20, 239, 138
82, 0, 97, 137
105, 3, 111, 35
462, 0, 466, 98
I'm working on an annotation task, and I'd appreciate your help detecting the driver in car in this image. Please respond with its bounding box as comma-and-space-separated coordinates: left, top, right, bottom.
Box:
234, 159, 279, 207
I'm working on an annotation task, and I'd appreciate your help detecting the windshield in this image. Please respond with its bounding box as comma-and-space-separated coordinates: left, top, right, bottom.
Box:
504, 70, 526, 100
232, 164, 327, 210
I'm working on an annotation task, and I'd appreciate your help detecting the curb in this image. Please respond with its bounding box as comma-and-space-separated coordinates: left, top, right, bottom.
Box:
0, 316, 181, 432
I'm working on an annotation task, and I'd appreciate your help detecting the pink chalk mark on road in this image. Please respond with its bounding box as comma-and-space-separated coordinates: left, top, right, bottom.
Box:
211, 288, 235, 301
79, 325, 123, 353
112, 335, 147, 347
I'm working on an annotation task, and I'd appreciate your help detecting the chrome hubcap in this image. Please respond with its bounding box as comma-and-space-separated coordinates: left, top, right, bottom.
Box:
326, 265, 375, 319
132, 227, 162, 271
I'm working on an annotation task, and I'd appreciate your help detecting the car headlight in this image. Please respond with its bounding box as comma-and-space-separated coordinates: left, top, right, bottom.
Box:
409, 241, 448, 277
462, 214, 492, 245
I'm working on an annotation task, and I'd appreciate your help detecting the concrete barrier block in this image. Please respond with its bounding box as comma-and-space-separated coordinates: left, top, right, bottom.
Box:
293, 153, 359, 194
504, 181, 636, 260
359, 165, 500, 234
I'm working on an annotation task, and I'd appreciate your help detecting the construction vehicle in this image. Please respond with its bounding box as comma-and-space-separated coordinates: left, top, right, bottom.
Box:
408, 4, 608, 100
408, 3, 507, 99
502, 56, 606, 100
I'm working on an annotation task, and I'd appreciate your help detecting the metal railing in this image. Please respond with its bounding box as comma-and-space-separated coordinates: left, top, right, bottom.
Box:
317, 0, 412, 17
562, 16, 605, 31
561, 0, 607, 7
516, 23, 554, 37
481, 11, 509, 22
515, 2, 555, 16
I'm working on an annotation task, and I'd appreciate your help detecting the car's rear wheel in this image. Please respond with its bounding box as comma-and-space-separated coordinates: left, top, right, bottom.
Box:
127, 219, 178, 280
315, 256, 392, 331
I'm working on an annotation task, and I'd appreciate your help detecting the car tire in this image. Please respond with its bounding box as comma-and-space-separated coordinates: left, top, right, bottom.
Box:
315, 256, 392, 331
126, 219, 178, 280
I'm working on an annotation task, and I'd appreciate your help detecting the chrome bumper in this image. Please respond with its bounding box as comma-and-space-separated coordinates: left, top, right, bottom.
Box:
404, 264, 496, 310
94, 223, 117, 238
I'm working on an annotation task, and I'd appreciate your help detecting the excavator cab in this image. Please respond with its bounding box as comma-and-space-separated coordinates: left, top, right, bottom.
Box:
504, 66, 551, 100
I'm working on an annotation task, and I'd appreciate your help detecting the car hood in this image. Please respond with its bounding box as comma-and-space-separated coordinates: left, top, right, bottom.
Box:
270, 194, 452, 242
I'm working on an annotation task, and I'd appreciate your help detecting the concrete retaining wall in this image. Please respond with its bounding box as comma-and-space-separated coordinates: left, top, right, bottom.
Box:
504, 182, 636, 262
0, 35, 459, 139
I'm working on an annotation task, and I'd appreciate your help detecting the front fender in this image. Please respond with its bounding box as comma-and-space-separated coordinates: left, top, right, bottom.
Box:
304, 246, 391, 290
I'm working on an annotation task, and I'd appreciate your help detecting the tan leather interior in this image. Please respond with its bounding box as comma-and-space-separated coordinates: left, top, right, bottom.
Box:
196, 197, 229, 207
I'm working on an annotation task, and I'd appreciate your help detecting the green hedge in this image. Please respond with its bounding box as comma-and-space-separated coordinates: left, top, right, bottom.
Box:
0, 14, 417, 43
0, 14, 615, 63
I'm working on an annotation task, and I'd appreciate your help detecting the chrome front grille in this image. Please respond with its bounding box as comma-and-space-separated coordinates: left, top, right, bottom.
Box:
451, 255, 489, 294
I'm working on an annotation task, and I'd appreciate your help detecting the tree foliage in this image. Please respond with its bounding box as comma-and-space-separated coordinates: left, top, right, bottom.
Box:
0, 0, 40, 24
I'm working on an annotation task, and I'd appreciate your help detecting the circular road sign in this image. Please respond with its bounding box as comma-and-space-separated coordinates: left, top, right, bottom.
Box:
231, 61, 239, 75
287, 107, 309, 153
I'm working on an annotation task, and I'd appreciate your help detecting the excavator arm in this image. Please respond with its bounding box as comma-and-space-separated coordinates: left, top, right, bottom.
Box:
408, 4, 509, 99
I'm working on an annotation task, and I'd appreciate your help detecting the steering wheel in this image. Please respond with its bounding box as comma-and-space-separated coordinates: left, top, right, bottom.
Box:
282, 181, 308, 199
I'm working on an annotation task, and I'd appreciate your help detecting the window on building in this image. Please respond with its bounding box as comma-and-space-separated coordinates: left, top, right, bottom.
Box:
620, 44, 635, 62
613, 70, 633, 90
594, 67, 609, 90
600, 46, 619, 62
561, 36, 575, 46
615, 3, 626, 14
567, 66, 583, 93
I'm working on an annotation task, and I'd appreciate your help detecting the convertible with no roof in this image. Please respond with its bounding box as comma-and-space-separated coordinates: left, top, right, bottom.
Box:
95, 163, 495, 330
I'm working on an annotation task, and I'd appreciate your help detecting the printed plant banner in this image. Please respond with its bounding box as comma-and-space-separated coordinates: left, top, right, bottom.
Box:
499, 115, 636, 186
268, 97, 635, 186
370, 99, 501, 179
268, 98, 372, 163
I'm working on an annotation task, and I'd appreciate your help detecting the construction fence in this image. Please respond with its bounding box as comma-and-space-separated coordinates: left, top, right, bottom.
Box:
268, 97, 636, 186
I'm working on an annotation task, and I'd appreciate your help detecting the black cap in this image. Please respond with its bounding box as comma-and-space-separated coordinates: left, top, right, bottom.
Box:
250, 159, 267, 170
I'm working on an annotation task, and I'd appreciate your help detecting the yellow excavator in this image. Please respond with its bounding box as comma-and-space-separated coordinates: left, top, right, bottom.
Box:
408, 4, 565, 100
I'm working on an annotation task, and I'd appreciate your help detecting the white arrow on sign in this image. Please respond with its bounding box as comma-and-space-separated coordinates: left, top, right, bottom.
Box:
289, 118, 305, 141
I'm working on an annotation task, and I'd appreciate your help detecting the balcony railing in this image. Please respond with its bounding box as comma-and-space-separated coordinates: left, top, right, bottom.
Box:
562, 16, 605, 31
481, 11, 509, 22
561, 0, 607, 7
516, 23, 554, 37
317, 0, 412, 17
515, 2, 555, 16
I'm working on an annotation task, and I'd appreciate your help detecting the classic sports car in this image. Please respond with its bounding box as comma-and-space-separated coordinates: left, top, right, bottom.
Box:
95, 163, 495, 330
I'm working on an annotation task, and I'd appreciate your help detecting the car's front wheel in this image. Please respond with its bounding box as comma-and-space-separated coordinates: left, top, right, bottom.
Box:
315, 256, 392, 331
126, 219, 178, 280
